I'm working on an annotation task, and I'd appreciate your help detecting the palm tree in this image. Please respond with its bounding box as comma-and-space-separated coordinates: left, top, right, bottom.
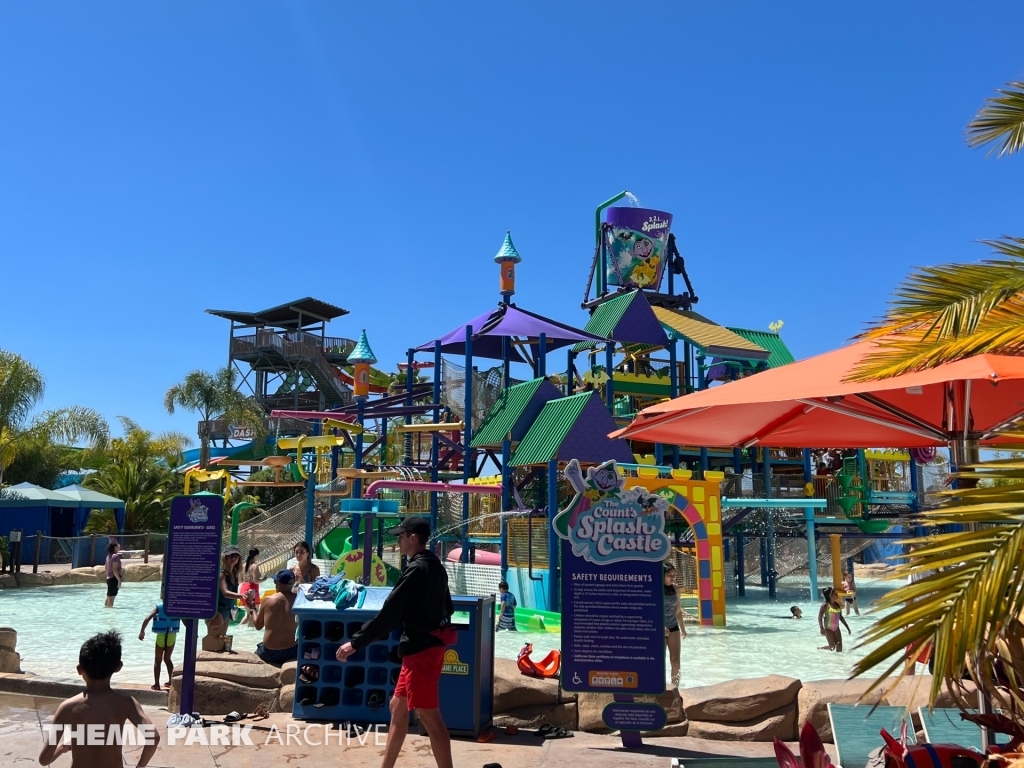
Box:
85, 462, 177, 533
849, 79, 1024, 723
0, 349, 109, 486
104, 416, 192, 469
164, 367, 265, 469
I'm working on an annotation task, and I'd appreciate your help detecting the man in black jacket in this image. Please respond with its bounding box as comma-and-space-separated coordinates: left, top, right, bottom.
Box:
335, 517, 454, 768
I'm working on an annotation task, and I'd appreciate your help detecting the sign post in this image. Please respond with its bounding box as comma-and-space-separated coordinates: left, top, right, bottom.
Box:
554, 459, 669, 748
163, 495, 224, 715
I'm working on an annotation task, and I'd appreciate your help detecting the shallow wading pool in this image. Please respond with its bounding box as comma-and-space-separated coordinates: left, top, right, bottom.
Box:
0, 577, 904, 687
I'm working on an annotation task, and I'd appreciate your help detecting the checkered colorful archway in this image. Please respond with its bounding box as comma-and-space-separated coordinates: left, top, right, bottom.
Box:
623, 469, 727, 627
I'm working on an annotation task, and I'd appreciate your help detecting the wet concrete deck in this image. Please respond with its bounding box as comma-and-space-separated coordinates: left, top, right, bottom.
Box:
2, 692, 838, 768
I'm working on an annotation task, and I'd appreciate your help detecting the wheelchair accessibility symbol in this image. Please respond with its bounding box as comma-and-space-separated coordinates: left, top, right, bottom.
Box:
572, 672, 582, 685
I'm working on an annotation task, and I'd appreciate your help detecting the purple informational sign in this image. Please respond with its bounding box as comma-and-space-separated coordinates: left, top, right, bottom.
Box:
554, 459, 668, 696
164, 495, 224, 619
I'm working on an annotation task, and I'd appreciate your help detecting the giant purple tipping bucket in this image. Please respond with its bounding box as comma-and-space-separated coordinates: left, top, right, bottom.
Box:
603, 207, 673, 291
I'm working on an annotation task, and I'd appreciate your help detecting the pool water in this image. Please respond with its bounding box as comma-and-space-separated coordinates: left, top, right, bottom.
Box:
0, 577, 903, 687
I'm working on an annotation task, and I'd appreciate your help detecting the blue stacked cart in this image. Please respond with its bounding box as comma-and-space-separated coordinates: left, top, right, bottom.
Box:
292, 587, 399, 723
291, 587, 494, 735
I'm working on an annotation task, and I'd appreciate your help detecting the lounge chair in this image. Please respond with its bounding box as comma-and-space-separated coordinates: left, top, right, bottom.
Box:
917, 707, 1004, 749
828, 703, 916, 768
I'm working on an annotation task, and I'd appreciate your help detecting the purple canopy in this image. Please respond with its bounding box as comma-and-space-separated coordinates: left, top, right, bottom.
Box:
417, 304, 607, 362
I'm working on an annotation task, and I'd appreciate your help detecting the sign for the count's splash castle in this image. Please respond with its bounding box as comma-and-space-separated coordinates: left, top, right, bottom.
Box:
557, 459, 667, 698
553, 459, 671, 564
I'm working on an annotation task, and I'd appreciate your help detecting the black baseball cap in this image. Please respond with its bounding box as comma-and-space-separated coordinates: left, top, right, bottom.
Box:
387, 516, 431, 540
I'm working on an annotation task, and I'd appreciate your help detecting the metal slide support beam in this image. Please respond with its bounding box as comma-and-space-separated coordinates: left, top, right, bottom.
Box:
759, 538, 768, 586
805, 507, 818, 599
430, 340, 441, 531
404, 348, 414, 465
605, 342, 615, 412
547, 459, 560, 612
764, 448, 776, 599
735, 531, 745, 597
353, 400, 365, 499
500, 438, 511, 581
669, 339, 680, 468
830, 534, 843, 594
909, 455, 920, 515
461, 326, 473, 563
305, 420, 319, 544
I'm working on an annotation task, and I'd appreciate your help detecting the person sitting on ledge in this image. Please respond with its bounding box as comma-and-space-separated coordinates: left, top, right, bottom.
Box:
254, 569, 299, 666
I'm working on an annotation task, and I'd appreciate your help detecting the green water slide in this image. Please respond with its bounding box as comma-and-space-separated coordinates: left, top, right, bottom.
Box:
514, 607, 561, 633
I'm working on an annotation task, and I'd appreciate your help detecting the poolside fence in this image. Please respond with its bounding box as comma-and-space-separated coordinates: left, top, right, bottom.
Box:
1, 532, 167, 574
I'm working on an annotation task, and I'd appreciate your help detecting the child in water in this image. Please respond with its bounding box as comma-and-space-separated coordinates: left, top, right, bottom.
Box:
138, 600, 180, 691
496, 581, 517, 631
841, 569, 860, 615
818, 587, 851, 651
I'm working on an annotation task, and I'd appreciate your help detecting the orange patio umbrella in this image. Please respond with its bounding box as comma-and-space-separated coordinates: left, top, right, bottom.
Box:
614, 339, 1024, 449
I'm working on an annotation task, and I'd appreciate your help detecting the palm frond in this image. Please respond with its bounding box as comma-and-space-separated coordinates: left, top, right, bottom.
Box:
850, 238, 1024, 380
966, 80, 1024, 158
850, 310, 1024, 380
860, 238, 1024, 339
0, 350, 45, 433
32, 406, 109, 449
853, 460, 1024, 708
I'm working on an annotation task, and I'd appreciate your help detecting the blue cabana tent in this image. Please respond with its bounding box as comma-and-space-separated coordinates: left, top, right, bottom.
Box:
0, 482, 126, 567
53, 484, 126, 536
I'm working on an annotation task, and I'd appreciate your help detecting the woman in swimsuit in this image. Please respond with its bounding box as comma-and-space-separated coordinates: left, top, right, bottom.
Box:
207, 545, 246, 638
663, 562, 687, 689
818, 587, 851, 651
291, 541, 320, 590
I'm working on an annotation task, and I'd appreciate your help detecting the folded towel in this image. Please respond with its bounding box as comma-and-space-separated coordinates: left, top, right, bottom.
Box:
331, 578, 363, 608
307, 574, 346, 601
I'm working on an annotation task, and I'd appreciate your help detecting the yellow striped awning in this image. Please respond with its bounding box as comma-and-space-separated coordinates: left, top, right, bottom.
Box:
652, 307, 770, 361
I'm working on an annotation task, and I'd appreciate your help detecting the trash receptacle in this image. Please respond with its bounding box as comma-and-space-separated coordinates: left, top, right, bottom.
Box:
437, 595, 495, 737
291, 588, 494, 735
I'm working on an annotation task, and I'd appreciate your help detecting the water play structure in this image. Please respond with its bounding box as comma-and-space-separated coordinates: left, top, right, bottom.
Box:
153, 190, 940, 641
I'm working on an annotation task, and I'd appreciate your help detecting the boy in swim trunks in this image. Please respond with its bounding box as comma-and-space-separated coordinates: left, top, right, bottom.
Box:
39, 630, 159, 768
139, 602, 180, 690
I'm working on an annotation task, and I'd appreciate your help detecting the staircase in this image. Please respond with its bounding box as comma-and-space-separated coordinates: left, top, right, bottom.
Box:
253, 329, 353, 407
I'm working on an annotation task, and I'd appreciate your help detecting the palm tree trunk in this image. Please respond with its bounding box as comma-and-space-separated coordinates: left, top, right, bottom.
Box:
198, 420, 211, 470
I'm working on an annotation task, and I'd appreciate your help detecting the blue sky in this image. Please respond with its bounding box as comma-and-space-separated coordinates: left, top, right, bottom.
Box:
1, 3, 1022, 441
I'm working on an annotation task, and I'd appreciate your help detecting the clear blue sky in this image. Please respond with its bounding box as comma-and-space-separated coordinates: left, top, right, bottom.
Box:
2, 3, 1022, 441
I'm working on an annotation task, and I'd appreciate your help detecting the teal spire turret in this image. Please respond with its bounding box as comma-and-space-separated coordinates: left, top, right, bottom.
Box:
348, 329, 378, 365
493, 231, 522, 264
495, 231, 521, 302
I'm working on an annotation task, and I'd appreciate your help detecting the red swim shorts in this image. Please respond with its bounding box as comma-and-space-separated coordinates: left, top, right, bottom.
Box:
906, 637, 932, 663
394, 645, 445, 711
